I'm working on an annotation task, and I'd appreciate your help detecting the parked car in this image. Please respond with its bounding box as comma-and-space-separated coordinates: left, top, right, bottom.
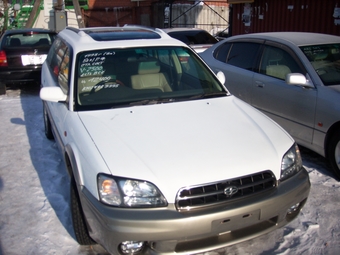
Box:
40, 26, 310, 255
162, 27, 218, 53
0, 28, 56, 87
214, 29, 229, 41
200, 32, 340, 180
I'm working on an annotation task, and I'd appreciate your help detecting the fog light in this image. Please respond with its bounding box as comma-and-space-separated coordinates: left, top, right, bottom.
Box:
119, 241, 145, 254
287, 202, 300, 214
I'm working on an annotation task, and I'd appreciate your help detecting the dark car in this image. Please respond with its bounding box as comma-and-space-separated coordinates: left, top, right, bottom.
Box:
0, 28, 56, 87
162, 28, 218, 53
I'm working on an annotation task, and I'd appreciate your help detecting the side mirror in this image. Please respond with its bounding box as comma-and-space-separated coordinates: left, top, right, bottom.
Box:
286, 73, 314, 88
216, 71, 226, 85
40, 87, 67, 103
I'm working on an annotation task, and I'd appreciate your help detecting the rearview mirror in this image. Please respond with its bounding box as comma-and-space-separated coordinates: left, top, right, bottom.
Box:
40, 87, 67, 102
216, 71, 226, 85
286, 73, 314, 88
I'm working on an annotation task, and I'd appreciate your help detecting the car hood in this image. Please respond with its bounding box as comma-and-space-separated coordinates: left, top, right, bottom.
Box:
78, 96, 293, 201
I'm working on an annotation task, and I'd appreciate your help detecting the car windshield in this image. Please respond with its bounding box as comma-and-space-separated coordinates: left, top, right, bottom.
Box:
75, 46, 227, 111
300, 43, 340, 86
4, 32, 55, 48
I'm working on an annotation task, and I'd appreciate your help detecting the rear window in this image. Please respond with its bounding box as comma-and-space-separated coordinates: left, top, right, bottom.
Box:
4, 32, 56, 48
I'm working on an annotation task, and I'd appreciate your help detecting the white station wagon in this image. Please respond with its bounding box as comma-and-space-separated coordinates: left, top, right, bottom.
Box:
40, 26, 310, 255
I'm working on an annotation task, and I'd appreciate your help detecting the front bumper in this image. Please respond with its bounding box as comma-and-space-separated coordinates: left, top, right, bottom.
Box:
79, 168, 310, 255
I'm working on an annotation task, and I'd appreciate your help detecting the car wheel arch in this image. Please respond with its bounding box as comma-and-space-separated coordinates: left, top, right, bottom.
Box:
64, 144, 84, 186
325, 121, 340, 153
325, 121, 340, 179
43, 102, 54, 140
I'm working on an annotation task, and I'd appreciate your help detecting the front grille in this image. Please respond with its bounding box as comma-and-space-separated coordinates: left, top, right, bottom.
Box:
176, 171, 276, 211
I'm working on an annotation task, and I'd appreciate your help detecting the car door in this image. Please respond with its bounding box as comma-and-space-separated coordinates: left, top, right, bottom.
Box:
251, 41, 318, 145
42, 38, 71, 150
211, 40, 263, 104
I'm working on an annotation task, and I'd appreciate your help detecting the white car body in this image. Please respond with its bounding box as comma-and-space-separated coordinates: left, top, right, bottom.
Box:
75, 97, 292, 199
40, 26, 310, 255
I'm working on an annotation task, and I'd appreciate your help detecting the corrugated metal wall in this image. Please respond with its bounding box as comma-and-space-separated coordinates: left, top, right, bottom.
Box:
170, 3, 229, 34
230, 0, 340, 36
153, 2, 229, 35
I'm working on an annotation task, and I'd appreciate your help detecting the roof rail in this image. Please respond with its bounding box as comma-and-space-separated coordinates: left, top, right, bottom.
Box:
123, 24, 156, 30
66, 27, 80, 33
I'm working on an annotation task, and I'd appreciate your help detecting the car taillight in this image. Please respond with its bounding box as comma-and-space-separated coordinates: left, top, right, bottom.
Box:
0, 50, 8, 67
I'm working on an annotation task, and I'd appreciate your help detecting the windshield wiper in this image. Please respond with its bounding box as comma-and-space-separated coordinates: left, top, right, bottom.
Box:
129, 98, 175, 106
189, 91, 228, 99
128, 92, 227, 106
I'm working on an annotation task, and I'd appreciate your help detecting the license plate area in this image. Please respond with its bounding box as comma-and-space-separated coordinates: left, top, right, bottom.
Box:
21, 54, 47, 66
212, 209, 261, 234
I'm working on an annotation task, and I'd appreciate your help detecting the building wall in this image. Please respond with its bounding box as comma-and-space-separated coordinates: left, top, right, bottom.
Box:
84, 0, 229, 28
33, 0, 229, 31
230, 0, 340, 36
84, 0, 158, 27
168, 2, 229, 34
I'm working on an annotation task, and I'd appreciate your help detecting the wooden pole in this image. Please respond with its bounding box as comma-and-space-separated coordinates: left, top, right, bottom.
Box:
25, 0, 42, 28
72, 0, 85, 28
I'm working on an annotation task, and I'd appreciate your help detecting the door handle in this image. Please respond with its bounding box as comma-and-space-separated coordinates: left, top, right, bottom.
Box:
255, 81, 265, 88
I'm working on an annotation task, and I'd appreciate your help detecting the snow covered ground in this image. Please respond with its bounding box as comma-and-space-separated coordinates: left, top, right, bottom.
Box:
1, 85, 340, 255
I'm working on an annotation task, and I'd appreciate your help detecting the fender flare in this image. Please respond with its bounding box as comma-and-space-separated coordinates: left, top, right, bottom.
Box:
65, 143, 84, 186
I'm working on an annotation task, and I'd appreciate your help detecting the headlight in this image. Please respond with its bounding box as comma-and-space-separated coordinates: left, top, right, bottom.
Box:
98, 174, 168, 207
280, 143, 303, 181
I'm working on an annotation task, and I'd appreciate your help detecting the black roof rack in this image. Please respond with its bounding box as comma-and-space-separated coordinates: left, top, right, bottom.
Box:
66, 27, 80, 33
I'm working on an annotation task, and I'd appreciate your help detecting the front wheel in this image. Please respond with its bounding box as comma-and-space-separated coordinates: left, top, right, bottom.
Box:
43, 104, 54, 140
327, 132, 340, 180
70, 178, 96, 245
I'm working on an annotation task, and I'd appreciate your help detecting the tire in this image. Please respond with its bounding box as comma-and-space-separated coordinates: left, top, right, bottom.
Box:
43, 104, 54, 140
0, 82, 6, 95
70, 178, 96, 245
328, 131, 340, 180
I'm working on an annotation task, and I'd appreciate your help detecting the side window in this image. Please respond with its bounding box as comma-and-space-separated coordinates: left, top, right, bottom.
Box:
58, 48, 70, 94
46, 38, 68, 81
260, 45, 304, 80
45, 38, 60, 70
227, 42, 261, 70
213, 42, 232, 63
175, 48, 200, 78
157, 49, 172, 66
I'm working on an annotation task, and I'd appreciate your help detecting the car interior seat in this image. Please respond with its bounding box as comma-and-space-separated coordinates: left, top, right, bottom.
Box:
38, 38, 50, 46
262, 47, 292, 80
266, 65, 292, 80
10, 38, 21, 47
131, 60, 172, 92
103, 50, 139, 87
310, 52, 330, 71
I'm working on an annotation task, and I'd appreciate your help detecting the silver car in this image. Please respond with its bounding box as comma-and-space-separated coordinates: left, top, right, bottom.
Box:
200, 32, 340, 180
